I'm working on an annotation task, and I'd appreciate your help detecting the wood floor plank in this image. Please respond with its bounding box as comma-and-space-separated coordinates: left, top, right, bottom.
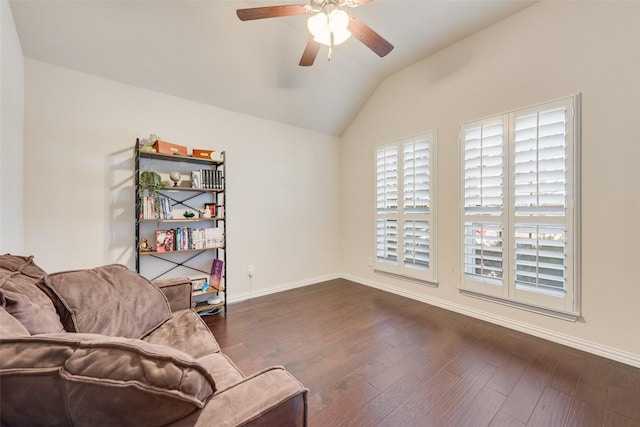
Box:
365, 367, 462, 426
549, 351, 584, 396
610, 360, 640, 392
580, 354, 611, 390
486, 353, 528, 396
451, 386, 507, 427
489, 411, 527, 427
527, 385, 572, 426
606, 385, 640, 422
564, 380, 607, 427
367, 346, 435, 392
202, 279, 640, 427
602, 410, 640, 427
429, 362, 498, 425
498, 362, 553, 422
308, 361, 384, 424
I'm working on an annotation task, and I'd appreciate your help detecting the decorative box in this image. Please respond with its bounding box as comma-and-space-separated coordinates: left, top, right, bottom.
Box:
193, 149, 214, 159
154, 140, 188, 156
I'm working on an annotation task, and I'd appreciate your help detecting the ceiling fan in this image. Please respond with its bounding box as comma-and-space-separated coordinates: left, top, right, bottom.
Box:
236, 0, 394, 66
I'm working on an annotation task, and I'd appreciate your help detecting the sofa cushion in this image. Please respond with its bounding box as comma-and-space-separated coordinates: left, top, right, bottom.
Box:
143, 309, 220, 358
43, 264, 171, 338
0, 253, 48, 277
197, 352, 245, 393
0, 333, 216, 426
0, 306, 30, 337
0, 254, 65, 334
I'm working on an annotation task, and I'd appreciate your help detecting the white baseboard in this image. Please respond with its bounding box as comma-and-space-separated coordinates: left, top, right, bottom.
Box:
226, 273, 342, 304
342, 273, 640, 369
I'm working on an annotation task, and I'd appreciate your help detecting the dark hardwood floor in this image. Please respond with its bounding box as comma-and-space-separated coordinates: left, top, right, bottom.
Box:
204, 279, 640, 427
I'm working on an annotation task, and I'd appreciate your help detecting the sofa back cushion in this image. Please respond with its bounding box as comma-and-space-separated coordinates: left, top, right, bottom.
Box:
0, 254, 64, 334
43, 264, 171, 338
0, 306, 30, 337
0, 333, 216, 426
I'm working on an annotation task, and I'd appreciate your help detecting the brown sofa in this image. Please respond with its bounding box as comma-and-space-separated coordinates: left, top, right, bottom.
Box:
0, 254, 307, 426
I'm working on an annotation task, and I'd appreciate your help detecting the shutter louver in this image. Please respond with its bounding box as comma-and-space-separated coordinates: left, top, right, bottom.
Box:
464, 122, 503, 216
377, 219, 398, 264
515, 224, 565, 290
377, 146, 398, 214
464, 222, 503, 283
404, 220, 430, 270
514, 108, 566, 216
404, 140, 430, 214
376, 145, 399, 266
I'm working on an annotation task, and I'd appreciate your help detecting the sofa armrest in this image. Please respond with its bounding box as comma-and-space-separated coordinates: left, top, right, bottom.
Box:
152, 277, 192, 312
170, 367, 308, 427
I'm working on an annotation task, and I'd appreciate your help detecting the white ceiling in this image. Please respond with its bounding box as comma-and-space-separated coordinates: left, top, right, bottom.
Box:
9, 0, 535, 136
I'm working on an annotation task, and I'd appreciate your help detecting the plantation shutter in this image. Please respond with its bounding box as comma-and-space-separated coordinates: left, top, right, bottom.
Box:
460, 95, 579, 317
403, 139, 430, 270
375, 132, 437, 283
462, 119, 505, 288
513, 106, 568, 292
376, 146, 398, 265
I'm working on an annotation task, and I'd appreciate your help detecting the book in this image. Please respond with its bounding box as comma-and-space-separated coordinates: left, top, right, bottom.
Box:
191, 170, 202, 189
210, 259, 224, 290
201, 168, 211, 189
155, 229, 175, 252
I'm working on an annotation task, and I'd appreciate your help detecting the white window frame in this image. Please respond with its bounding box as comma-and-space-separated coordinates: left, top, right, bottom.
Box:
459, 95, 581, 319
375, 131, 437, 284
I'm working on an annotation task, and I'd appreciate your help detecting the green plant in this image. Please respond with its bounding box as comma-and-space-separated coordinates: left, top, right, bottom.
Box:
139, 170, 163, 223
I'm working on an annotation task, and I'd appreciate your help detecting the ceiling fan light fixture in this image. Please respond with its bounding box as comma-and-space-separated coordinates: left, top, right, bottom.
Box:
307, 9, 351, 47
236, 0, 394, 66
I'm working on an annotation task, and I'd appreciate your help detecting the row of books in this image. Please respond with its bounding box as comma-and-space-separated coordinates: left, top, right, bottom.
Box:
154, 227, 224, 252
192, 169, 223, 190
140, 196, 173, 220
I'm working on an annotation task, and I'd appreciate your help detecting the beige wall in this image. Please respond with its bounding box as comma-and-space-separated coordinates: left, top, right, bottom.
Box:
23, 60, 341, 301
0, 0, 24, 253
341, 1, 640, 365
13, 0, 640, 366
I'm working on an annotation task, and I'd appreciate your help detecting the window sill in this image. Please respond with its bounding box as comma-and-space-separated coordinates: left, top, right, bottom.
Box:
459, 288, 580, 322
374, 269, 438, 288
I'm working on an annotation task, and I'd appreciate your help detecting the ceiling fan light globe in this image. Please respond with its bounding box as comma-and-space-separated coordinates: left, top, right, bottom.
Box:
307, 13, 329, 39
308, 11, 352, 47
332, 28, 351, 45
329, 9, 349, 32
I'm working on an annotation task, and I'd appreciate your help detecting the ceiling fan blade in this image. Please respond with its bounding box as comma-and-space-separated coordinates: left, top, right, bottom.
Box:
347, 16, 394, 57
236, 5, 308, 21
299, 38, 321, 66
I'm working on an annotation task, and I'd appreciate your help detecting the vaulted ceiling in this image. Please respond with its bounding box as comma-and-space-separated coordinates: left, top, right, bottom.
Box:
10, 0, 534, 136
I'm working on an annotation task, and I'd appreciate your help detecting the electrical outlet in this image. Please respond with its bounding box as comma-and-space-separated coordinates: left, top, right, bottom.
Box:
368, 257, 373, 267
248, 265, 255, 277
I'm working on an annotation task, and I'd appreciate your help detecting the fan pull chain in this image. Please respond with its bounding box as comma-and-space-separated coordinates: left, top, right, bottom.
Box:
328, 31, 334, 61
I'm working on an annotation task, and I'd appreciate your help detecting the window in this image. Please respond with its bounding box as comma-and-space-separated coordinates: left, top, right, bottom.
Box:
460, 95, 580, 318
376, 132, 437, 284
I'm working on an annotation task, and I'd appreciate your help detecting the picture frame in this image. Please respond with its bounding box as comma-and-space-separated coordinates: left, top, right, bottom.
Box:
155, 229, 175, 252
190, 277, 209, 292
204, 203, 216, 218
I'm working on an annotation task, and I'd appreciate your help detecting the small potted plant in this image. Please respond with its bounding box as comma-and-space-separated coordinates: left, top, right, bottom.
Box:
139, 170, 163, 223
